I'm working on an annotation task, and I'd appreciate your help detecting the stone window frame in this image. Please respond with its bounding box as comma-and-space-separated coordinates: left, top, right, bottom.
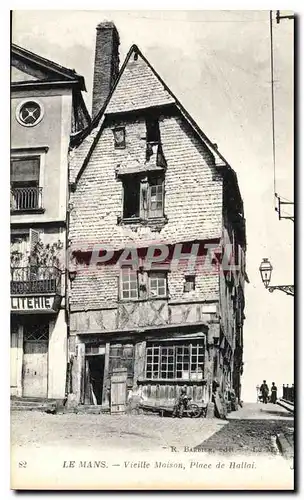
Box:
16, 99, 44, 128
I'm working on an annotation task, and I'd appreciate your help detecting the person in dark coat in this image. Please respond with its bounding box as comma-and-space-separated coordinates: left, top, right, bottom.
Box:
270, 382, 277, 403
173, 387, 189, 418
260, 380, 269, 404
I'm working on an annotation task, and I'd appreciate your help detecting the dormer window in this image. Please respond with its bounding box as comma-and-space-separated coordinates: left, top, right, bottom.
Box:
113, 127, 126, 149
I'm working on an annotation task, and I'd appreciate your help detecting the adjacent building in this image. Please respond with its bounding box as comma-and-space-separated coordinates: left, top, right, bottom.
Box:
10, 44, 90, 399
67, 23, 246, 413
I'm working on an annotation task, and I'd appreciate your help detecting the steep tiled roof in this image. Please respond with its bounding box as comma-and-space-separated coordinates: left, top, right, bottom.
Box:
105, 49, 174, 114
72, 46, 241, 200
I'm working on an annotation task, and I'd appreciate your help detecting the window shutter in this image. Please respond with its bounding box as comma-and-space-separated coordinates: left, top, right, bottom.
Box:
29, 229, 40, 259
140, 178, 148, 219
29, 229, 39, 251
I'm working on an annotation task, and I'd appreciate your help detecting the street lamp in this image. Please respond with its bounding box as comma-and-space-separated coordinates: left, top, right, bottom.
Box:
259, 258, 294, 296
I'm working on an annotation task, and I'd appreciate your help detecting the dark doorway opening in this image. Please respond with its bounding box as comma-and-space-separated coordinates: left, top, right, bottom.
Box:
85, 355, 105, 405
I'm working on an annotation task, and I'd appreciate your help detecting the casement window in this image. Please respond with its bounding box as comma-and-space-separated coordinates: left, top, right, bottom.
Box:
120, 269, 168, 300
10, 148, 47, 212
149, 271, 167, 298
145, 342, 205, 381
122, 174, 164, 220
11, 157, 40, 210
148, 176, 164, 218
184, 275, 196, 293
120, 268, 139, 299
113, 127, 126, 149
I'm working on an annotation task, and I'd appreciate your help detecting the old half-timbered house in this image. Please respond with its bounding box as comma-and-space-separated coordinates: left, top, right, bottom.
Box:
67, 22, 246, 414
10, 44, 90, 401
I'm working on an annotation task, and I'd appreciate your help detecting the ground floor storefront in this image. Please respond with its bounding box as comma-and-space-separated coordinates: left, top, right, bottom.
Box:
10, 309, 67, 399
67, 325, 229, 412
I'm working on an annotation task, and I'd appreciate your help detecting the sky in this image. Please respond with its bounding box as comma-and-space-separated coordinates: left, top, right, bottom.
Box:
11, 10, 294, 401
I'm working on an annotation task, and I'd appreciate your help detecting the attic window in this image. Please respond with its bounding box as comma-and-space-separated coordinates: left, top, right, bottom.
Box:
113, 127, 126, 149
146, 118, 160, 144
134, 52, 138, 61
16, 100, 44, 127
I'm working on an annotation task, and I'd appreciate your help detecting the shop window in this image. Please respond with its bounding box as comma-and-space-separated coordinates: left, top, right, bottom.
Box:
145, 342, 205, 380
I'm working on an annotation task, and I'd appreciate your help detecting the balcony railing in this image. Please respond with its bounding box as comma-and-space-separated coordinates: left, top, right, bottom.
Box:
10, 187, 43, 212
10, 266, 62, 295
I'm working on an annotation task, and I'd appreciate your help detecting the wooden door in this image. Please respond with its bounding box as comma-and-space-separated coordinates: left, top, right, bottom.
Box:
23, 341, 48, 398
110, 368, 127, 413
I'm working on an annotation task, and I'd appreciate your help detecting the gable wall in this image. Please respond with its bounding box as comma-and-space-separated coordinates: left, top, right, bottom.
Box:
69, 112, 223, 310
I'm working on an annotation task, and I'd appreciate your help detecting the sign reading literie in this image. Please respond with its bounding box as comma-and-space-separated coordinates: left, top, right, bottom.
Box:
11, 296, 54, 311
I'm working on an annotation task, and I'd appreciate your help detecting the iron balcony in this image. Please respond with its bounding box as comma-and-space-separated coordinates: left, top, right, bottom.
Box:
10, 266, 62, 295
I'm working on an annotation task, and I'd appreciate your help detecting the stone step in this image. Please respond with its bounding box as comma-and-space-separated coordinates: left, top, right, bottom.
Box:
10, 397, 57, 413
11, 400, 53, 406
11, 396, 58, 403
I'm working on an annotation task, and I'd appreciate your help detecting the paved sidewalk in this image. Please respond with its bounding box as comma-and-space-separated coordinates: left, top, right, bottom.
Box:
227, 402, 294, 420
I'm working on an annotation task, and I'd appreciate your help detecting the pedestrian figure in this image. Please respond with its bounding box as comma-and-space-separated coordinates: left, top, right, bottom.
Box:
260, 380, 269, 404
173, 387, 188, 418
270, 382, 277, 404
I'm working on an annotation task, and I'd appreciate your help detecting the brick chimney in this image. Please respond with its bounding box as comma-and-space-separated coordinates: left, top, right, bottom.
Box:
92, 21, 120, 119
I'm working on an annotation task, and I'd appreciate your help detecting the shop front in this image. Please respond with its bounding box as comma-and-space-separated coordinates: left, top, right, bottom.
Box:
69, 327, 211, 411
10, 278, 67, 399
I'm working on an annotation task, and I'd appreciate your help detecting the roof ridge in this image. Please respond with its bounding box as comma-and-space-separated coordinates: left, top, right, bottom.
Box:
12, 43, 85, 88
